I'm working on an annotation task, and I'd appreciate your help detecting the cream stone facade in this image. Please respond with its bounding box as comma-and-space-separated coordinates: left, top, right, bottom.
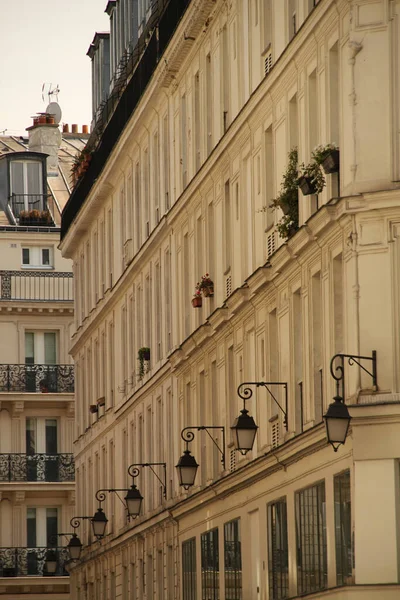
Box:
61, 0, 400, 599
0, 121, 84, 598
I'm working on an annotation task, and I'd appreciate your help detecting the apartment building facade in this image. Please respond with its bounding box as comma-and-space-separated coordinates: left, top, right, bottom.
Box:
61, 0, 400, 599
0, 117, 84, 598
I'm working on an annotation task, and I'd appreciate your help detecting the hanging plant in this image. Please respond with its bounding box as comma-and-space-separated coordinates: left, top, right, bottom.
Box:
266, 147, 299, 240
298, 160, 325, 196
198, 273, 214, 297
312, 143, 340, 174
138, 347, 150, 379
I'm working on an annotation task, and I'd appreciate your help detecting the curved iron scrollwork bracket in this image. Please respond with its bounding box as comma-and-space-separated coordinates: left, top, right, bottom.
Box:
237, 381, 288, 430
330, 351, 377, 398
180, 426, 226, 470
127, 462, 167, 499
70, 516, 92, 530
95, 488, 131, 509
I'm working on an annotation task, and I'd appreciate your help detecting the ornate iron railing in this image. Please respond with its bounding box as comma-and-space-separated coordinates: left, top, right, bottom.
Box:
0, 364, 74, 393
0, 270, 73, 302
0, 547, 69, 577
0, 454, 74, 482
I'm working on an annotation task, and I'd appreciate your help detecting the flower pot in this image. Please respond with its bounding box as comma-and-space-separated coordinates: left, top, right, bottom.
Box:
139, 349, 150, 361
192, 296, 202, 308
298, 176, 318, 196
321, 149, 340, 174
280, 199, 291, 215
202, 286, 214, 297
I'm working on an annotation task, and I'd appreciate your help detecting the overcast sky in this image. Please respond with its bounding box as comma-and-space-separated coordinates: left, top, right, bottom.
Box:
0, 0, 109, 135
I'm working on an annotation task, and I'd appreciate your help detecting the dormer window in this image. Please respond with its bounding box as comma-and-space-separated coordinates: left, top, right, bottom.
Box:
10, 159, 44, 218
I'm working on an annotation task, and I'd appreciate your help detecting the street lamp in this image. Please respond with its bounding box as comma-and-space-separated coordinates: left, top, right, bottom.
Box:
67, 533, 83, 561
95, 463, 167, 522
325, 351, 377, 451
231, 382, 288, 455
323, 394, 351, 451
91, 507, 108, 538
176, 426, 225, 490
44, 549, 58, 574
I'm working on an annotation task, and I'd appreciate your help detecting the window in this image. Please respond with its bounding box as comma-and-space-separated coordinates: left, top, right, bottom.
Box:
27, 507, 58, 548
296, 481, 327, 595
10, 159, 44, 216
201, 528, 219, 599
182, 538, 197, 600
22, 246, 52, 268
268, 498, 288, 599
224, 519, 242, 599
25, 331, 57, 364
334, 470, 352, 585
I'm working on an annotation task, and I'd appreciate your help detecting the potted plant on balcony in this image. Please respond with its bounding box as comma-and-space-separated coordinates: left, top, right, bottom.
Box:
264, 147, 299, 240
192, 289, 202, 308
199, 273, 214, 297
298, 160, 325, 196
138, 347, 150, 379
312, 143, 340, 174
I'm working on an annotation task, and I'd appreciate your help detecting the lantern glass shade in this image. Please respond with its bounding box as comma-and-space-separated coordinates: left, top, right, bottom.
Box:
91, 507, 108, 538
67, 534, 82, 561
231, 408, 258, 455
125, 484, 143, 517
323, 395, 351, 451
45, 550, 57, 574
176, 449, 199, 489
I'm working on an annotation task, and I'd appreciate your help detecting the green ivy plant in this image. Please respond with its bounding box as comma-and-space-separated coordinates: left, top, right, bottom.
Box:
311, 143, 338, 165
269, 147, 299, 240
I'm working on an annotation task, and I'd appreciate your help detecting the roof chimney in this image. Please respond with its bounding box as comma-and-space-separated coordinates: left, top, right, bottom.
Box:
71, 124, 78, 133
28, 116, 62, 177
82, 125, 89, 134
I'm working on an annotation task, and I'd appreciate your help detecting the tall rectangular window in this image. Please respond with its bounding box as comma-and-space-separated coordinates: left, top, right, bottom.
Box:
334, 470, 352, 585
264, 126, 274, 231
288, 0, 297, 41
182, 538, 197, 600
135, 162, 141, 250
144, 148, 150, 236
163, 115, 170, 211
268, 498, 288, 599
222, 25, 229, 132
293, 289, 303, 432
224, 519, 242, 599
296, 481, 327, 595
206, 54, 212, 156
153, 131, 160, 223
155, 262, 161, 361
224, 181, 231, 273
165, 248, 172, 352
194, 73, 200, 171
181, 95, 187, 189
201, 528, 219, 600
333, 254, 343, 354
312, 272, 323, 421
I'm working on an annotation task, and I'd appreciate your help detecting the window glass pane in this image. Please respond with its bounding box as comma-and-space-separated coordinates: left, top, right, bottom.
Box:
27, 508, 37, 547
201, 528, 219, 600
296, 481, 327, 595
26, 418, 36, 454
22, 248, 30, 265
26, 162, 42, 196
334, 470, 352, 585
46, 508, 58, 546
25, 332, 34, 364
268, 499, 288, 599
10, 162, 24, 194
45, 419, 58, 454
224, 519, 242, 599
182, 538, 197, 600
42, 249, 50, 265
44, 332, 56, 364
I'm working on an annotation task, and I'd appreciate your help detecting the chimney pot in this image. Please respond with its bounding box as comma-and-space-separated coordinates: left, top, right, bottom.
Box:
71, 124, 78, 133
63, 124, 69, 133
82, 125, 89, 134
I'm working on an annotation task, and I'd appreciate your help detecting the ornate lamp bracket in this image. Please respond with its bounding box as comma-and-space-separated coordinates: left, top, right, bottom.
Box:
237, 381, 288, 430
330, 351, 377, 398
127, 462, 167, 499
180, 426, 226, 470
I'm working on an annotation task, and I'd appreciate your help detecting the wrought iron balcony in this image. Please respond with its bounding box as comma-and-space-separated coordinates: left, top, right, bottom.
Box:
8, 193, 54, 224
0, 270, 73, 302
0, 453, 74, 482
0, 364, 74, 393
0, 547, 69, 577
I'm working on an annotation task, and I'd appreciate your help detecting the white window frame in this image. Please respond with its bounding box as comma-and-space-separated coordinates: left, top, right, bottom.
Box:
21, 246, 53, 269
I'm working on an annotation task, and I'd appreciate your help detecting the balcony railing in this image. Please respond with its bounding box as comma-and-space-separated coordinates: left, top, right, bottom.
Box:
0, 364, 74, 393
0, 270, 73, 302
0, 547, 69, 577
0, 453, 75, 482
8, 193, 53, 221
